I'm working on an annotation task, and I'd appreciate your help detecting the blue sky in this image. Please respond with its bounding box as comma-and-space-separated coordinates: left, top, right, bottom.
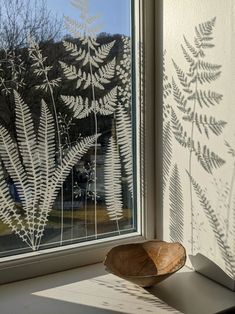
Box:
46, 0, 131, 36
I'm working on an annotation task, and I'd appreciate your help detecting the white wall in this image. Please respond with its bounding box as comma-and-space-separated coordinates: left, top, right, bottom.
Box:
163, 0, 235, 277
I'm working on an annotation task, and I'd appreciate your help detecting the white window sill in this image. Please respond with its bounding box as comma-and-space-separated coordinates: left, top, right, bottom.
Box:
0, 263, 234, 314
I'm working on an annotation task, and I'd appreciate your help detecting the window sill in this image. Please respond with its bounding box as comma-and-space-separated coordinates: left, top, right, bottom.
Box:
1, 263, 235, 314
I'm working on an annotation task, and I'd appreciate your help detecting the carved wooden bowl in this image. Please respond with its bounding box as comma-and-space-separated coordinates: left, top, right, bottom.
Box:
104, 240, 186, 287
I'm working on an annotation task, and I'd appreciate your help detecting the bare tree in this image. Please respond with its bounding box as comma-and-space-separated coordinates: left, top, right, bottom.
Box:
0, 0, 62, 50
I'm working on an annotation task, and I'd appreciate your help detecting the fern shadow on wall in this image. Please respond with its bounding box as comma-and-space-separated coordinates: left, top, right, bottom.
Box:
167, 17, 227, 254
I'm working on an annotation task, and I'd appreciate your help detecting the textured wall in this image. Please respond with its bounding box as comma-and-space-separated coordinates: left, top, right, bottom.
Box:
163, 0, 235, 278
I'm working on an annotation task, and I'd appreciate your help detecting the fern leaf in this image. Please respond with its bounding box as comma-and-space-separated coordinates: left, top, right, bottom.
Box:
188, 90, 223, 108
63, 15, 85, 38
61, 95, 92, 119
197, 71, 221, 85
183, 36, 200, 58
188, 173, 235, 277
0, 167, 31, 245
0, 126, 31, 211
198, 60, 221, 72
195, 142, 225, 174
172, 60, 189, 88
38, 100, 55, 197
183, 112, 226, 138
97, 87, 117, 115
104, 137, 123, 223
172, 78, 188, 111
62, 40, 80, 57
171, 109, 189, 148
94, 40, 115, 65
163, 121, 172, 193
14, 91, 41, 211
93, 58, 116, 90
36, 134, 98, 245
47, 135, 98, 209
116, 105, 133, 196
59, 61, 80, 80
169, 164, 184, 243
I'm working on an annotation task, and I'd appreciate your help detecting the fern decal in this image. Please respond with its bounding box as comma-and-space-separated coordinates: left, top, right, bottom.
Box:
171, 17, 226, 253
60, 0, 117, 238
169, 164, 184, 243
116, 36, 133, 196
0, 93, 97, 250
104, 137, 123, 234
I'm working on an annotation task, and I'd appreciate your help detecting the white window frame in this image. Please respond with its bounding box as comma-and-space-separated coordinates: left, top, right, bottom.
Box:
0, 0, 157, 284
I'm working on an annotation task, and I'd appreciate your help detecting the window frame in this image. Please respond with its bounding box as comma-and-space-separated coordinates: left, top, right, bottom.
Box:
0, 0, 157, 284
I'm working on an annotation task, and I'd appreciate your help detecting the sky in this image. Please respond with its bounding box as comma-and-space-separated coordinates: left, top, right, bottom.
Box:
46, 0, 131, 36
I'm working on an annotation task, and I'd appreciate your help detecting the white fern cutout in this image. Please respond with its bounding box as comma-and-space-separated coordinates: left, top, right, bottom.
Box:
14, 91, 41, 226
61, 86, 117, 118
116, 105, 133, 197
60, 0, 118, 239
104, 137, 123, 233
0, 94, 97, 250
116, 36, 133, 196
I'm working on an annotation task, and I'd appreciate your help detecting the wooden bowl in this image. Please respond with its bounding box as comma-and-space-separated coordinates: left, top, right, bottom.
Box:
104, 240, 186, 287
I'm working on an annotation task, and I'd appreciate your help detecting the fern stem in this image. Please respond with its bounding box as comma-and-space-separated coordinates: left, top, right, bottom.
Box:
88, 42, 98, 239
66, 129, 74, 241
35, 69, 63, 249
116, 218, 120, 235
227, 161, 235, 240
85, 182, 88, 238
48, 84, 64, 246
189, 63, 199, 255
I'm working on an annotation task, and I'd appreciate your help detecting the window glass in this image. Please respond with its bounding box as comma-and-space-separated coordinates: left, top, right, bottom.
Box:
0, 0, 136, 257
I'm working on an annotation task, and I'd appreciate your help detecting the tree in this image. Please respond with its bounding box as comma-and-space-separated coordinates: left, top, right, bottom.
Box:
0, 0, 62, 50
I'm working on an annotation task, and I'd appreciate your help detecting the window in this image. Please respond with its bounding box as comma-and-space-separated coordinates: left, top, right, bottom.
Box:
0, 0, 156, 282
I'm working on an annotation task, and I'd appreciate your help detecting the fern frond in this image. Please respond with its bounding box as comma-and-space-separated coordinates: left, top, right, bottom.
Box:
104, 137, 123, 223
62, 41, 80, 57
93, 58, 116, 90
172, 60, 189, 88
36, 134, 98, 245
38, 100, 55, 197
188, 173, 235, 277
197, 17, 216, 38
183, 112, 226, 138
163, 121, 172, 193
0, 167, 31, 245
195, 142, 225, 174
94, 40, 115, 65
181, 44, 195, 67
172, 79, 188, 111
183, 36, 200, 58
116, 105, 133, 196
197, 71, 221, 85
198, 60, 221, 72
169, 164, 184, 243
60, 61, 90, 89
59, 61, 80, 80
61, 95, 92, 119
63, 15, 85, 39
188, 90, 223, 108
47, 135, 98, 209
0, 126, 30, 211
14, 91, 41, 211
171, 109, 189, 148
97, 87, 117, 115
